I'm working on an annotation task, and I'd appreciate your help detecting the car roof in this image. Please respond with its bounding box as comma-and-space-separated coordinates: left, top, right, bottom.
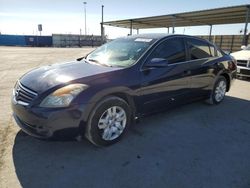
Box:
127, 33, 171, 40
125, 33, 205, 41
116, 33, 216, 49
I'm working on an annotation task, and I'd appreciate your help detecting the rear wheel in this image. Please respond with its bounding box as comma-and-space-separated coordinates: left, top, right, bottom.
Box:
85, 96, 131, 146
207, 76, 227, 104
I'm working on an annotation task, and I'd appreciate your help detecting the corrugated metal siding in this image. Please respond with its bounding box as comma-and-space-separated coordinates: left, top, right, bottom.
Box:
0, 35, 52, 46
52, 34, 104, 47
24, 36, 52, 47
0, 35, 26, 46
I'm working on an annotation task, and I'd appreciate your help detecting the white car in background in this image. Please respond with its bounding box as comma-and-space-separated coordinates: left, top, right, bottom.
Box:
231, 45, 250, 78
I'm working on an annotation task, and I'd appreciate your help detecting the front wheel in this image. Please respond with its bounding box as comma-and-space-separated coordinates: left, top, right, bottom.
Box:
85, 96, 131, 146
207, 76, 227, 104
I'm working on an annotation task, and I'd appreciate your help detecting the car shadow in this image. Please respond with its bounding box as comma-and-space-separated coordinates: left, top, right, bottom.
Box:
13, 96, 250, 188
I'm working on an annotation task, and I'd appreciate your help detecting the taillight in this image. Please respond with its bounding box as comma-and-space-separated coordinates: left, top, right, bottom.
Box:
229, 60, 237, 70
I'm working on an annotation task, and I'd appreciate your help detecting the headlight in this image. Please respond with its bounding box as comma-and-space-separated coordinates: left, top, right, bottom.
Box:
40, 84, 88, 108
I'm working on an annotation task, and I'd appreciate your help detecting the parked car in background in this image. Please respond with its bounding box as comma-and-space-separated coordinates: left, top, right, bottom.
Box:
12, 34, 237, 146
231, 45, 250, 78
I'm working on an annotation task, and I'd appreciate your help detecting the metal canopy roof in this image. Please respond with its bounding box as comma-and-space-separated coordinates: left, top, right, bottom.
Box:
103, 4, 250, 29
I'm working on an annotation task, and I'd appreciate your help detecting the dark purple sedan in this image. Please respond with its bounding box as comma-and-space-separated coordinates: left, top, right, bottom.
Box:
12, 34, 237, 146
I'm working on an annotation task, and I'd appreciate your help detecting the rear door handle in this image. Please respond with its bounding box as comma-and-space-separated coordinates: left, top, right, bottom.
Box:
182, 70, 191, 76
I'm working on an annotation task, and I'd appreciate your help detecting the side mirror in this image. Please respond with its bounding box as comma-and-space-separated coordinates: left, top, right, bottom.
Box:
145, 58, 169, 68
241, 45, 246, 50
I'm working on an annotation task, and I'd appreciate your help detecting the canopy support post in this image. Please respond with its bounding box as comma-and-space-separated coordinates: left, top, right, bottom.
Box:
243, 6, 250, 45
172, 15, 176, 34
130, 20, 133, 35
209, 25, 213, 42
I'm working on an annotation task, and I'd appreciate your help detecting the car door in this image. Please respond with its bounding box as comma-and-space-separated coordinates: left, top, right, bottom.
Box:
139, 37, 191, 114
185, 37, 216, 97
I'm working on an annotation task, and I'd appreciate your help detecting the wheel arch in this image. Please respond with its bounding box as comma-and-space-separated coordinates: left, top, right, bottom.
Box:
219, 72, 231, 92
81, 87, 137, 123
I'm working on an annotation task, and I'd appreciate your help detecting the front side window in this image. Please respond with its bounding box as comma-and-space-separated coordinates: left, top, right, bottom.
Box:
86, 37, 156, 67
148, 37, 186, 64
187, 38, 212, 60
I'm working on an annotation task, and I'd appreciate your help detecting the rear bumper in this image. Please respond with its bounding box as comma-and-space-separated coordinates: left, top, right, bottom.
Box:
12, 99, 88, 139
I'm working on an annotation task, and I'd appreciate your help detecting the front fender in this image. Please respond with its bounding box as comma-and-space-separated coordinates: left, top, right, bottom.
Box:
79, 86, 137, 122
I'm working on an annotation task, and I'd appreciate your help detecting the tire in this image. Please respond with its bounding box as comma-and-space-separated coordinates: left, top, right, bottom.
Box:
206, 76, 227, 105
85, 96, 131, 146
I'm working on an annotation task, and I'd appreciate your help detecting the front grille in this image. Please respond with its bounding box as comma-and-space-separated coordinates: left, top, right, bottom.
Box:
239, 69, 250, 75
14, 81, 38, 106
237, 60, 248, 67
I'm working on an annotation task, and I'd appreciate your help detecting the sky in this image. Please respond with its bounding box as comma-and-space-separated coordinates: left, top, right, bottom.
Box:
0, 0, 250, 39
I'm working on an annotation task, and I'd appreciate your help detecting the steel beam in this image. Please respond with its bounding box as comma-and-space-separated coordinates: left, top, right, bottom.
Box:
209, 25, 213, 41
130, 20, 133, 35
242, 6, 250, 45
230, 35, 235, 52
172, 16, 176, 34
101, 5, 104, 44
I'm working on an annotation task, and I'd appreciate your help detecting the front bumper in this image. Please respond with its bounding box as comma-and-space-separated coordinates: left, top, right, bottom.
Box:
237, 66, 250, 77
12, 98, 87, 139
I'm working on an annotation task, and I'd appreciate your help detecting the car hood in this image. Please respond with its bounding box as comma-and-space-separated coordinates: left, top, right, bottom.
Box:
19, 60, 121, 94
231, 50, 250, 60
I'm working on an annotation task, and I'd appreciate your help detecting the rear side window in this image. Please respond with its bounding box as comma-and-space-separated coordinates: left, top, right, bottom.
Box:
187, 38, 212, 60
149, 37, 186, 64
217, 49, 223, 57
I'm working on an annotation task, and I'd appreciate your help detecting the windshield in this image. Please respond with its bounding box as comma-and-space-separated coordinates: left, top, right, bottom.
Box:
86, 37, 155, 67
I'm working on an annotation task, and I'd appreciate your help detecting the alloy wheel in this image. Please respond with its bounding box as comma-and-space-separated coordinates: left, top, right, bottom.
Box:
98, 106, 127, 141
214, 80, 227, 102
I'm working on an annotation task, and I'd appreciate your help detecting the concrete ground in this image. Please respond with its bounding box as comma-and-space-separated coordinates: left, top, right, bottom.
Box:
0, 46, 250, 188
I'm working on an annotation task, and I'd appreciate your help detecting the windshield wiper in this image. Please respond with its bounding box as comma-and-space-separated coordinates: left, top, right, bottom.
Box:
88, 58, 99, 63
76, 57, 85, 61
88, 58, 112, 67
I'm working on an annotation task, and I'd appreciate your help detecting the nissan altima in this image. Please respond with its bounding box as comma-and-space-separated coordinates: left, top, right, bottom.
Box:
12, 34, 237, 146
